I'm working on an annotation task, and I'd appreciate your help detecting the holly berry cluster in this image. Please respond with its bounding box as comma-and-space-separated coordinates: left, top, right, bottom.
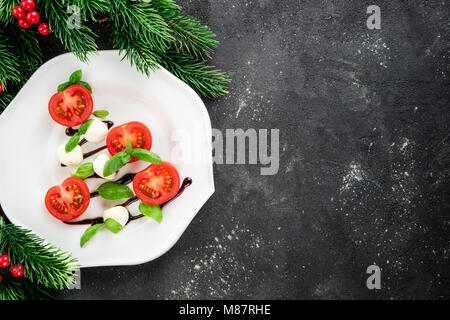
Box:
12, 0, 49, 35
0, 253, 25, 282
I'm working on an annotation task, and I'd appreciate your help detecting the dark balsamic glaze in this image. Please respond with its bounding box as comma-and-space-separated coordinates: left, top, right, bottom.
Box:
126, 178, 192, 224
83, 145, 107, 158
64, 177, 193, 226
65, 127, 78, 136
60, 145, 108, 167
79, 138, 87, 146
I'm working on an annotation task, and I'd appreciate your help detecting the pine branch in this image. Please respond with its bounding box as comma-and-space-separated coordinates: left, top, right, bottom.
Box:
0, 268, 56, 300
110, 0, 230, 98
0, 0, 16, 24
73, 0, 109, 21
0, 25, 42, 110
8, 27, 42, 71
0, 92, 14, 112
39, 0, 98, 62
0, 218, 78, 291
110, 0, 175, 54
150, 0, 219, 59
0, 33, 23, 89
156, 51, 230, 98
112, 32, 161, 76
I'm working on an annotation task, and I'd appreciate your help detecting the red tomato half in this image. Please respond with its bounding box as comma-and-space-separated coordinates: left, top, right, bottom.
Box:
48, 85, 93, 127
106, 121, 152, 163
133, 162, 180, 205
45, 177, 90, 221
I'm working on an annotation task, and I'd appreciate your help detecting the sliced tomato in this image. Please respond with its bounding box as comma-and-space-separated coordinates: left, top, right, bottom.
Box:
44, 177, 90, 221
106, 121, 152, 163
133, 162, 180, 205
48, 84, 93, 127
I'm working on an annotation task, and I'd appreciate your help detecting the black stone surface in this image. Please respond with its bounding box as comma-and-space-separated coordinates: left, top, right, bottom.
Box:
35, 0, 450, 299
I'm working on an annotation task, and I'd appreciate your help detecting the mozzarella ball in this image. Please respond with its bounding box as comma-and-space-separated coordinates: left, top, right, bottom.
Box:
93, 154, 117, 180
85, 119, 109, 143
58, 144, 83, 167
103, 206, 129, 227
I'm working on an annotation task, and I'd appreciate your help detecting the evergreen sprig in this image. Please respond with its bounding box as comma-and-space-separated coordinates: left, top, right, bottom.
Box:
38, 0, 98, 62
73, 0, 109, 21
110, 0, 230, 98
0, 0, 16, 24
0, 0, 230, 99
0, 217, 78, 292
150, 0, 219, 59
0, 33, 23, 89
156, 51, 231, 98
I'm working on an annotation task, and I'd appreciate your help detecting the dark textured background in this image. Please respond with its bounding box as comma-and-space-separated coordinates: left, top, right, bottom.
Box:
35, 0, 450, 299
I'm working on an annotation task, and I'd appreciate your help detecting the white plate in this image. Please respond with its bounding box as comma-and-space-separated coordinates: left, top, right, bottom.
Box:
0, 51, 214, 268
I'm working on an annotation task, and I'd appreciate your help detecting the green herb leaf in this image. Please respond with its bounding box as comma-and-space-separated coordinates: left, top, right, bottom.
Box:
103, 152, 132, 177
104, 218, 123, 234
65, 133, 81, 153
64, 119, 93, 153
131, 149, 162, 164
138, 202, 163, 223
57, 81, 71, 92
70, 70, 82, 84
79, 81, 92, 93
71, 162, 94, 180
97, 182, 134, 200
126, 140, 132, 154
93, 110, 109, 118
80, 223, 104, 247
78, 119, 94, 135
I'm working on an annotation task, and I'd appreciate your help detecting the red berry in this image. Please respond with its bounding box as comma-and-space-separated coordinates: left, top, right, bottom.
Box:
0, 274, 2, 282
12, 6, 26, 19
11, 264, 25, 278
21, 0, 35, 11
18, 18, 31, 29
26, 10, 39, 24
0, 83, 3, 94
0, 254, 10, 268
38, 22, 50, 35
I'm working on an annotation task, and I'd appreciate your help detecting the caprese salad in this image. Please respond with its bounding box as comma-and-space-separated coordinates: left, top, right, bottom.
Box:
44, 70, 191, 247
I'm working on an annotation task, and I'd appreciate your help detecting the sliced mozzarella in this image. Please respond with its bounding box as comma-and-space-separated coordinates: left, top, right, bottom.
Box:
103, 206, 129, 227
85, 119, 108, 143
57, 144, 83, 167
93, 154, 117, 180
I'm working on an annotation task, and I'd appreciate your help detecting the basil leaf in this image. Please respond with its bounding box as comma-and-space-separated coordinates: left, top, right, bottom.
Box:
57, 81, 71, 92
70, 70, 82, 83
104, 218, 123, 234
93, 110, 109, 118
131, 149, 162, 164
79, 81, 92, 93
97, 182, 134, 200
71, 162, 94, 180
78, 119, 94, 135
138, 202, 163, 223
65, 133, 81, 153
103, 152, 132, 177
126, 141, 132, 154
80, 223, 104, 247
